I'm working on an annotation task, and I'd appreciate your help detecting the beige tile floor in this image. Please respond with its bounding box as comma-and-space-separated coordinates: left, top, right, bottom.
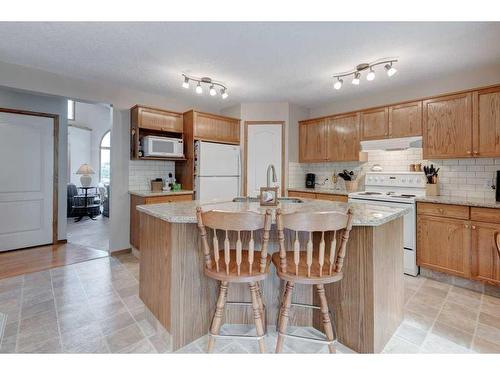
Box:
0, 253, 498, 354
67, 215, 109, 252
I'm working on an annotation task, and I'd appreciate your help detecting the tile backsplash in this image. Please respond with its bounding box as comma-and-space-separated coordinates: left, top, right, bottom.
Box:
289, 148, 499, 199
129, 160, 175, 191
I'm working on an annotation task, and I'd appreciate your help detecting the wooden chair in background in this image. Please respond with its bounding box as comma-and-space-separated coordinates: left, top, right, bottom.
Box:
196, 207, 272, 353
273, 208, 354, 353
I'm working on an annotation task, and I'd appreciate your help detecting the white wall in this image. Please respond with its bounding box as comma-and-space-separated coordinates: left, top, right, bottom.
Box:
0, 86, 68, 241
68, 126, 91, 185
69, 102, 112, 182
310, 64, 500, 118
288, 104, 310, 163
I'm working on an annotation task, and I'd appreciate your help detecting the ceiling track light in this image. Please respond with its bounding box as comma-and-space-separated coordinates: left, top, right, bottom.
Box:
352, 72, 361, 85
181, 74, 229, 99
385, 62, 398, 77
332, 57, 398, 90
333, 77, 343, 90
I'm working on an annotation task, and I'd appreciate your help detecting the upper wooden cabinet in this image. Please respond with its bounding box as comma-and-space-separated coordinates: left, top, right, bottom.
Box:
186, 110, 240, 145
299, 119, 328, 162
473, 86, 500, 157
327, 113, 360, 161
360, 107, 389, 140
417, 214, 471, 279
471, 221, 500, 284
389, 101, 422, 138
423, 92, 473, 159
131, 105, 183, 133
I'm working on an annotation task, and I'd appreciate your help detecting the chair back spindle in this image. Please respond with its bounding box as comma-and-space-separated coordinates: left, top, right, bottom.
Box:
495, 232, 500, 259
276, 209, 353, 280
196, 207, 272, 278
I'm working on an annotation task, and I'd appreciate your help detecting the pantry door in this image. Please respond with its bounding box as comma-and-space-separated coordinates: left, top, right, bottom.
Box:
0, 110, 57, 251
244, 121, 285, 197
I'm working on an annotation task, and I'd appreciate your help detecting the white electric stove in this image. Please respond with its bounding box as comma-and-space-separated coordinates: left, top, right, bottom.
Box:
348, 172, 427, 276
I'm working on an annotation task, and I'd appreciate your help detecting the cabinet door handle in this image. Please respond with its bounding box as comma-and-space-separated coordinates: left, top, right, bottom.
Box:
467, 150, 472, 155
473, 151, 479, 155
464, 224, 469, 229
472, 225, 476, 230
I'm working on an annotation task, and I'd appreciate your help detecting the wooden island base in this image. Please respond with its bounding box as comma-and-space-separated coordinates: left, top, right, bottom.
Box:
139, 212, 404, 353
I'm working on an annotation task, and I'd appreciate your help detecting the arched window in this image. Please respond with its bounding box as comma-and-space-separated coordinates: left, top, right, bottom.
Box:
100, 131, 111, 184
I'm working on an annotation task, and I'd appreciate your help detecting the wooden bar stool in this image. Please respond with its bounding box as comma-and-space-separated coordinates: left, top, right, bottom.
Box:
273, 208, 353, 353
196, 207, 272, 353
495, 232, 500, 259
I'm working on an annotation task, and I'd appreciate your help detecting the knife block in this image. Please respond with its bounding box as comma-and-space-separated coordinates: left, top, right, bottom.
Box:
425, 182, 440, 196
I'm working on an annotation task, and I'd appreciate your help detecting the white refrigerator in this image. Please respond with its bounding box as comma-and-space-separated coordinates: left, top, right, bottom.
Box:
194, 141, 241, 202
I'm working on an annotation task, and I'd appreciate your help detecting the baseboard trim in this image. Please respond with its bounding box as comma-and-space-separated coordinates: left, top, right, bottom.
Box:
110, 248, 132, 256
57, 239, 68, 244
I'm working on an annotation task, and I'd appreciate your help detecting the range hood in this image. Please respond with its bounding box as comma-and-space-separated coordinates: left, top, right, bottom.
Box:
360, 136, 422, 151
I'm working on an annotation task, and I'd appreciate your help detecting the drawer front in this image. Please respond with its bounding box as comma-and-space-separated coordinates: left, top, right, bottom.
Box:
145, 194, 192, 204
470, 207, 500, 224
417, 202, 469, 219
287, 190, 317, 199
315, 193, 348, 202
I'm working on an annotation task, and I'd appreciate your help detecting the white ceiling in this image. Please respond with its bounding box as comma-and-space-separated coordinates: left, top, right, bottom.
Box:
0, 22, 499, 111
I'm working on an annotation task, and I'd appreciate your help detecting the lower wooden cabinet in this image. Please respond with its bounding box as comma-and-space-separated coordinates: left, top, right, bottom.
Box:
130, 193, 193, 250
471, 221, 500, 284
417, 214, 471, 278
416, 202, 500, 285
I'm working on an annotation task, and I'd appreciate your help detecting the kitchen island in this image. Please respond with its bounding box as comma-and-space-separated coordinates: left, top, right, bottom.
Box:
136, 199, 409, 353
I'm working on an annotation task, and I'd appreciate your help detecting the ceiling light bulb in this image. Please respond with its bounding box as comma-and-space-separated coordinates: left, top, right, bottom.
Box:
209, 85, 217, 96
182, 76, 189, 89
352, 72, 361, 85
195, 82, 203, 94
366, 68, 375, 81
333, 78, 343, 90
221, 89, 228, 99
385, 63, 397, 77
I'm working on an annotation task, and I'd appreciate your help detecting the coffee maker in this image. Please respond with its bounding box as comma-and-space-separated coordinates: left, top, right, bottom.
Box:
306, 173, 316, 189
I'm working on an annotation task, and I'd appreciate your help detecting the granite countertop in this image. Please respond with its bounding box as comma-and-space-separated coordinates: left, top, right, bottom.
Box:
129, 190, 193, 197
136, 199, 410, 227
415, 195, 500, 209
287, 187, 352, 196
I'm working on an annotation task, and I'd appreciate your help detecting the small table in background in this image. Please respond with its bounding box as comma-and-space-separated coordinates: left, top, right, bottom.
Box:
72, 186, 101, 222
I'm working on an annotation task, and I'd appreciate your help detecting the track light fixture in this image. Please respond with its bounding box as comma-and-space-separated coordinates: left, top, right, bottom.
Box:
332, 58, 398, 90
182, 74, 229, 99
352, 72, 361, 85
195, 82, 203, 94
333, 77, 343, 90
385, 62, 398, 77
366, 68, 376, 81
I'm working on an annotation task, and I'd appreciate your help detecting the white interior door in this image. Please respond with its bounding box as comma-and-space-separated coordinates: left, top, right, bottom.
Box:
0, 112, 54, 251
246, 123, 283, 197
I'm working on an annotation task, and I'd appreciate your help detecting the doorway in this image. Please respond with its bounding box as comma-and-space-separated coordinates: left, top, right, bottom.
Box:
244, 121, 285, 196
66, 100, 112, 252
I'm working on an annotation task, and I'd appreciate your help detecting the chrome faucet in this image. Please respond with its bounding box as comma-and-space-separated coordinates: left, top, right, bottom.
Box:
266, 164, 277, 188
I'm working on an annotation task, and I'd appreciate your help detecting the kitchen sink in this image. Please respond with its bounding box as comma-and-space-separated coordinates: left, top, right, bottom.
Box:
232, 197, 303, 203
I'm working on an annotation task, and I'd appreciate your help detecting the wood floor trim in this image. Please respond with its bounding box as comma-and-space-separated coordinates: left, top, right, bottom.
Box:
0, 243, 109, 280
